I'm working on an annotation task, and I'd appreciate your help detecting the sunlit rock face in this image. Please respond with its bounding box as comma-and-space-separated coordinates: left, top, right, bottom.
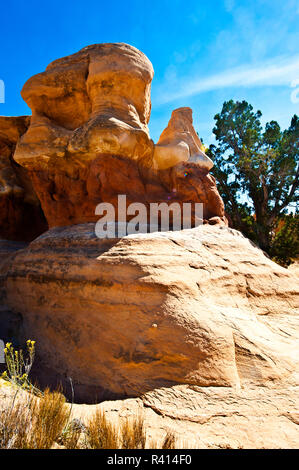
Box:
11, 43, 226, 228
4, 224, 299, 402
154, 107, 213, 170
0, 116, 48, 241
15, 43, 154, 167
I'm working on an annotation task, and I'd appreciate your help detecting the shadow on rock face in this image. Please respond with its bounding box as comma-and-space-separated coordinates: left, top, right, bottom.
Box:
0, 116, 49, 242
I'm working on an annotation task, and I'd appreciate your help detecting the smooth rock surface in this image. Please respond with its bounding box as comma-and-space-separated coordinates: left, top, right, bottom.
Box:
4, 224, 299, 402
15, 44, 154, 168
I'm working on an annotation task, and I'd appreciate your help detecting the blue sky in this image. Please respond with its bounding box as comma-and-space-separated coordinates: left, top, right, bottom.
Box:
0, 0, 299, 144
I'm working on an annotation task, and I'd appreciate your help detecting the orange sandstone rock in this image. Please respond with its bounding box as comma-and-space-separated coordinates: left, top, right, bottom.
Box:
15, 44, 154, 168
4, 224, 298, 402
154, 107, 213, 170
11, 43, 226, 228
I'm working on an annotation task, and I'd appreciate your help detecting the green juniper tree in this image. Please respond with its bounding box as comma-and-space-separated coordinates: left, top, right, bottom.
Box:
207, 100, 299, 266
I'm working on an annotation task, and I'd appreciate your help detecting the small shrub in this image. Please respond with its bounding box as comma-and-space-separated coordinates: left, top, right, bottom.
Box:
1, 340, 38, 394
0, 397, 32, 448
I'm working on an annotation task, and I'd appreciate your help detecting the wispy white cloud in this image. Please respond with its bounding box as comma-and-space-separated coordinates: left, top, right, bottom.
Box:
155, 54, 299, 105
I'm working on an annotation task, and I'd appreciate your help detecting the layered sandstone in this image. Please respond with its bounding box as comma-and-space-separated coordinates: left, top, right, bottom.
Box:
0, 116, 47, 241
7, 43, 226, 229
3, 224, 298, 402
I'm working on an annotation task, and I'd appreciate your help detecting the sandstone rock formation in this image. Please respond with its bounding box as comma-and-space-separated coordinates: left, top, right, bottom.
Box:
1, 43, 298, 448
5, 43, 226, 229
15, 44, 154, 167
154, 107, 213, 170
0, 117, 47, 241
3, 224, 298, 403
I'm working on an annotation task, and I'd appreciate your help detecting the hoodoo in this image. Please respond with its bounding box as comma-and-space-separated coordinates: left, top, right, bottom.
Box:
0, 44, 298, 448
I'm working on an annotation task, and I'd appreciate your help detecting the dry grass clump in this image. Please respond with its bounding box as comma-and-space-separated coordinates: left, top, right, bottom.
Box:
0, 390, 177, 449
85, 411, 146, 449
0, 389, 69, 449
119, 414, 146, 449
84, 412, 175, 449
59, 419, 84, 449
32, 389, 69, 448
85, 409, 118, 449
0, 340, 178, 449
0, 340, 70, 449
161, 431, 176, 449
149, 431, 177, 449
